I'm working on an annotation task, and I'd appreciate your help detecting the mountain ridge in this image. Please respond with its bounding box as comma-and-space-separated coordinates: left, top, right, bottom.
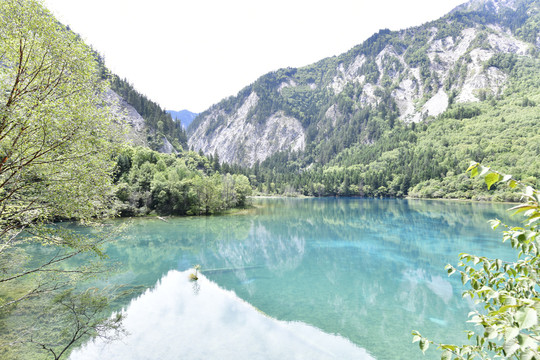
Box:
187, 0, 539, 168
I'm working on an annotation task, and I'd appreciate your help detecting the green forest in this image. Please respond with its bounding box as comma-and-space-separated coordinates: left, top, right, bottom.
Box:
244, 76, 540, 201
113, 146, 251, 216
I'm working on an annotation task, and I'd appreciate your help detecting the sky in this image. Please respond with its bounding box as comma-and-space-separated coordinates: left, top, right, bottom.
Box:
44, 0, 468, 113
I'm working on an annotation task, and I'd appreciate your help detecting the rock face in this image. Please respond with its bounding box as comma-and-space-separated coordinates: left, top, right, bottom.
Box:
105, 89, 178, 154
104, 88, 148, 147
188, 0, 538, 166
188, 92, 305, 166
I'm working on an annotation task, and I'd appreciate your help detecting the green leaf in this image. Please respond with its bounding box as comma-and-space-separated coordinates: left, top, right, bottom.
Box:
485, 326, 498, 339
520, 349, 534, 360
516, 333, 535, 348
466, 162, 478, 172
515, 308, 537, 329
479, 166, 490, 177
509, 179, 517, 188
419, 338, 429, 354
441, 350, 452, 360
471, 167, 479, 178
440, 344, 457, 351
504, 327, 519, 341
503, 339, 519, 357
485, 172, 501, 190
509, 204, 537, 214
489, 219, 501, 229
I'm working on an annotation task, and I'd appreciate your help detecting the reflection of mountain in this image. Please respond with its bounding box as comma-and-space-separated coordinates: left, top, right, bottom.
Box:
205, 223, 305, 278
198, 198, 513, 359
70, 270, 373, 360
75, 198, 513, 360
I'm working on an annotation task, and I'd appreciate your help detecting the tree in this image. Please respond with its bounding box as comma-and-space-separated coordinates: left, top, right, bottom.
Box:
233, 174, 252, 207
413, 162, 540, 359
192, 174, 223, 215
221, 173, 237, 208
27, 289, 125, 360
0, 0, 123, 358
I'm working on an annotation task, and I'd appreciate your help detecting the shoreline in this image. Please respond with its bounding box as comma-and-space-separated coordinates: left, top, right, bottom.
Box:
111, 195, 521, 221
251, 194, 521, 204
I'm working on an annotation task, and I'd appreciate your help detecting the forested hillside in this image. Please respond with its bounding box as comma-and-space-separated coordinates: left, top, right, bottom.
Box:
109, 75, 188, 152
188, 0, 540, 200
94, 55, 188, 152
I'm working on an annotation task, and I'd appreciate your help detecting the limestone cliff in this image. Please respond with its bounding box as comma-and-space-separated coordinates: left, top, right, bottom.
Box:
105, 89, 178, 154
189, 92, 304, 166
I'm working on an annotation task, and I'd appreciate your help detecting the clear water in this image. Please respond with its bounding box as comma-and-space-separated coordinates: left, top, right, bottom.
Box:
69, 198, 518, 359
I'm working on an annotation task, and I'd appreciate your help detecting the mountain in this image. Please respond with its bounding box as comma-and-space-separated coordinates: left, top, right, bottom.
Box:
89, 51, 188, 153
187, 0, 539, 169
104, 72, 188, 153
166, 109, 199, 129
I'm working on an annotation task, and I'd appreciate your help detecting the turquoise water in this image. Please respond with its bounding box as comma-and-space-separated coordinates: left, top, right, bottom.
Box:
70, 198, 517, 359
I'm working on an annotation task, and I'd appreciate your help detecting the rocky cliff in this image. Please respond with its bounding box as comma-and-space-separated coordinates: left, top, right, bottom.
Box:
105, 88, 177, 153
188, 92, 305, 166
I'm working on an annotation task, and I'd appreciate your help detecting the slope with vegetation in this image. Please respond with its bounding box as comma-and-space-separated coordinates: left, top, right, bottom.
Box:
108, 74, 188, 153
189, 0, 540, 200
93, 54, 188, 153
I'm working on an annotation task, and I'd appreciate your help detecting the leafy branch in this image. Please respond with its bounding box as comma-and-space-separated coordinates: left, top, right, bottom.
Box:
413, 162, 540, 359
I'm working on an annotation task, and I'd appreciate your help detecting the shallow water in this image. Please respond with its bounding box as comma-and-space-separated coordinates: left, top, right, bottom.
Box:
69, 198, 517, 359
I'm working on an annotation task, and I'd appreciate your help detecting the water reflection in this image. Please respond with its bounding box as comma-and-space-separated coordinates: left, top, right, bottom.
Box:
70, 270, 373, 360
68, 198, 516, 359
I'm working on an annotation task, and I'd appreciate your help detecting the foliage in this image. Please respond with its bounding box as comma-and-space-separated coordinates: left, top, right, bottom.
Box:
113, 146, 252, 216
0, 0, 124, 358
30, 289, 124, 360
413, 163, 540, 359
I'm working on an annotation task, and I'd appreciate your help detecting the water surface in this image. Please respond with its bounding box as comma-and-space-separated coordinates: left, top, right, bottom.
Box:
70, 198, 518, 359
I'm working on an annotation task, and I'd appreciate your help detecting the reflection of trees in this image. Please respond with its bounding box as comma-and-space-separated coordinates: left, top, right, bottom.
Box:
38, 198, 514, 360
252, 198, 515, 268
101, 216, 255, 288
226, 198, 513, 359
210, 224, 305, 288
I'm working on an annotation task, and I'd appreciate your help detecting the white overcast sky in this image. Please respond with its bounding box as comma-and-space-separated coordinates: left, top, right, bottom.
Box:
44, 0, 468, 113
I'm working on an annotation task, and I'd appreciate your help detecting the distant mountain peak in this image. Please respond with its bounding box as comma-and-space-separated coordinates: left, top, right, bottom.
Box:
166, 109, 198, 129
